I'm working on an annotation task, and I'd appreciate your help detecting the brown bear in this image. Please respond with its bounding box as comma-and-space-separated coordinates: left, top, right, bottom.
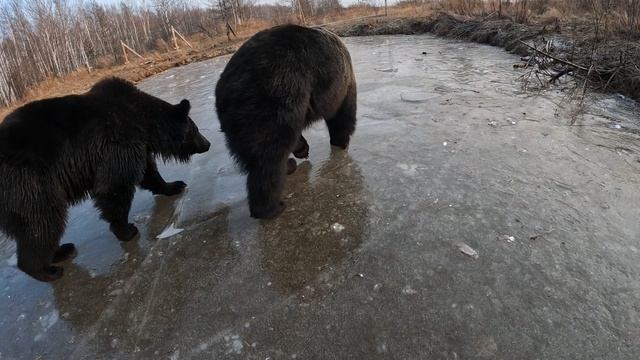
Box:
0, 77, 211, 282
215, 24, 357, 219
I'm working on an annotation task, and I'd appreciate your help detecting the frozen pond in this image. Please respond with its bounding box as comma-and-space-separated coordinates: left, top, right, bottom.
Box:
1, 34, 640, 359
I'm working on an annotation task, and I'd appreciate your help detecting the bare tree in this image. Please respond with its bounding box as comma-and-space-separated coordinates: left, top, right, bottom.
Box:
0, 0, 227, 107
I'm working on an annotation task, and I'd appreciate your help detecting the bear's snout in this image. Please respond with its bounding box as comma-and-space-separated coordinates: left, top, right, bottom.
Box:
193, 133, 211, 154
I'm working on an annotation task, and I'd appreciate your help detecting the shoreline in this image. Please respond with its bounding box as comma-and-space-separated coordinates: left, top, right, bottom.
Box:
328, 13, 640, 104
2, 13, 639, 119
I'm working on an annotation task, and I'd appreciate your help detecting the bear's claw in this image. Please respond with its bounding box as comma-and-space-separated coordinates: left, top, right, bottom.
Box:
31, 266, 64, 282
293, 141, 309, 159
286, 158, 297, 175
251, 201, 286, 219
52, 243, 77, 263
330, 139, 349, 149
111, 223, 140, 242
154, 181, 187, 196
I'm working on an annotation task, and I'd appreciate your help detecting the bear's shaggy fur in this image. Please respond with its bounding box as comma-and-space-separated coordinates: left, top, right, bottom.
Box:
215, 25, 357, 219
0, 77, 210, 282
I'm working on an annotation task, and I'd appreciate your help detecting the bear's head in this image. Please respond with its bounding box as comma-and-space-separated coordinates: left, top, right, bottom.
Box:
157, 99, 211, 162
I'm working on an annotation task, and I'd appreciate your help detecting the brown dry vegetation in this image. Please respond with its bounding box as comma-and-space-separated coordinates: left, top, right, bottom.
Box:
0, 29, 253, 120
1, 0, 639, 120
0, 4, 384, 120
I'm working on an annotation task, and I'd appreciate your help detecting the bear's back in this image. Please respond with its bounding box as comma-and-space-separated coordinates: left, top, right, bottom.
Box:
215, 24, 353, 130
0, 95, 101, 166
216, 25, 348, 106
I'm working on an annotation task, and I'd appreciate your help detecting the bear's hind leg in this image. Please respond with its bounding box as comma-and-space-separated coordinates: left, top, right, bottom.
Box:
94, 184, 139, 241
140, 154, 186, 196
325, 84, 357, 149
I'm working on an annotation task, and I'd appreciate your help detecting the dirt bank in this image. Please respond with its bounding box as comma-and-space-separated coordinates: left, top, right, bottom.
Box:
328, 13, 640, 103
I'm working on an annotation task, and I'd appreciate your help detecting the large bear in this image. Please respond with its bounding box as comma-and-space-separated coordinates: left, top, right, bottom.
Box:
215, 24, 357, 219
0, 77, 210, 282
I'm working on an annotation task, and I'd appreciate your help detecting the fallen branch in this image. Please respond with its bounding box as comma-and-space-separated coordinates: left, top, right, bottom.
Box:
549, 67, 572, 83
517, 40, 589, 72
571, 64, 594, 125
530, 228, 554, 240
603, 66, 621, 90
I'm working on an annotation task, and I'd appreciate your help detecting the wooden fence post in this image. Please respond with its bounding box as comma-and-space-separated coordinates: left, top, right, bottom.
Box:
297, 0, 306, 25
226, 22, 237, 41
172, 27, 193, 49
171, 26, 179, 50
121, 41, 144, 63
121, 41, 129, 63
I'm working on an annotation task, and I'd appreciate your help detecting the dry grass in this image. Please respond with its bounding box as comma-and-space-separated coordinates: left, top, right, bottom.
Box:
0, 8, 385, 119
0, 24, 270, 120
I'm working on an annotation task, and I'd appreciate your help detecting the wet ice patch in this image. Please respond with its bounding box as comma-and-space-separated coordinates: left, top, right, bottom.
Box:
458, 243, 479, 259
402, 285, 417, 295
7, 253, 17, 266
157, 223, 183, 239
331, 223, 345, 233
498, 235, 515, 243
396, 163, 419, 176
225, 335, 244, 355
169, 349, 180, 360
400, 91, 434, 103
34, 310, 59, 341
133, 214, 150, 224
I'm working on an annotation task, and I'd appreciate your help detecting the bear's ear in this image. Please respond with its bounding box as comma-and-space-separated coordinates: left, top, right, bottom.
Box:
175, 99, 191, 118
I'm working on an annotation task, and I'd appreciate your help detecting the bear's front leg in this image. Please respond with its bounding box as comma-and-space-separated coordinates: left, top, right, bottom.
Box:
94, 184, 139, 241
15, 209, 67, 282
17, 240, 64, 282
140, 154, 187, 196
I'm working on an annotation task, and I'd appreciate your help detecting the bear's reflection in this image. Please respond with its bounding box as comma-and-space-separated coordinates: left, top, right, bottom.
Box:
259, 150, 369, 296
51, 192, 184, 331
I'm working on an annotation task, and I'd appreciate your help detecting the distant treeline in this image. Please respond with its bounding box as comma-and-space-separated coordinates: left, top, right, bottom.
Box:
0, 0, 348, 107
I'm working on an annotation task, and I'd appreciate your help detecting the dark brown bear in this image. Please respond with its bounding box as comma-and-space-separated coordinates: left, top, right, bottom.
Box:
215, 25, 357, 219
0, 77, 210, 282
